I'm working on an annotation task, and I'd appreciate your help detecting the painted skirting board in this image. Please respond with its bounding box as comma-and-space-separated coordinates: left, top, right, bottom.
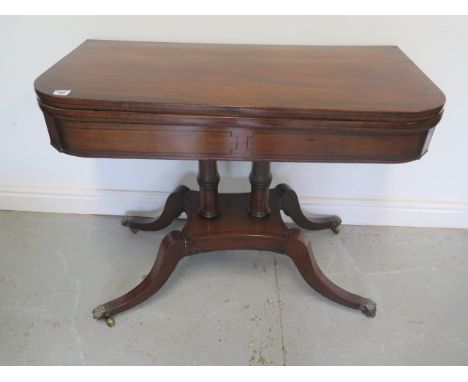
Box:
0, 184, 467, 229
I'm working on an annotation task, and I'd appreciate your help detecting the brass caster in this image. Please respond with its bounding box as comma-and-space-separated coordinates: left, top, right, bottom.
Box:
360, 298, 377, 318
92, 304, 115, 327
121, 216, 138, 233
105, 316, 115, 327
331, 223, 341, 234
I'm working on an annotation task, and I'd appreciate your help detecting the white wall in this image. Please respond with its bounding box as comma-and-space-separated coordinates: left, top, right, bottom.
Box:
1, 16, 467, 227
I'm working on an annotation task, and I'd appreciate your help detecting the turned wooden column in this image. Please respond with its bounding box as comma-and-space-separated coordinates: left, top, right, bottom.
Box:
197, 160, 220, 219
249, 161, 272, 218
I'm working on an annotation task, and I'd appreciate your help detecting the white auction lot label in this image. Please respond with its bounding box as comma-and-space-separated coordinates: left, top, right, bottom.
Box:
52, 89, 72, 96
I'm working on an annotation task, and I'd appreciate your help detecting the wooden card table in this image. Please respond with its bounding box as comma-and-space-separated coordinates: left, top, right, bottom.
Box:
35, 40, 445, 327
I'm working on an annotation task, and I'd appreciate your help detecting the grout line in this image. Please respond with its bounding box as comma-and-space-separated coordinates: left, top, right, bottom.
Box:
274, 255, 287, 366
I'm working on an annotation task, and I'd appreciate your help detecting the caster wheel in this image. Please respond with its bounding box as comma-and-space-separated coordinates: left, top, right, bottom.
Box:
331, 223, 341, 234
104, 316, 115, 327
360, 298, 377, 318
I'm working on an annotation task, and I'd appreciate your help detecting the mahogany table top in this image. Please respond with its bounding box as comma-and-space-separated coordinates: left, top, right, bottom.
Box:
35, 40, 445, 163
35, 40, 444, 120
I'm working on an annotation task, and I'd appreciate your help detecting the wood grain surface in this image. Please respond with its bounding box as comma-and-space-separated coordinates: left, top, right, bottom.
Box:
35, 40, 445, 120
35, 40, 445, 163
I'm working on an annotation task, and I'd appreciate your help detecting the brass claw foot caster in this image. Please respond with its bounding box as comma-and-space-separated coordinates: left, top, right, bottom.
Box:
92, 304, 115, 327
360, 298, 377, 317
331, 222, 341, 234
104, 316, 115, 327
121, 216, 138, 233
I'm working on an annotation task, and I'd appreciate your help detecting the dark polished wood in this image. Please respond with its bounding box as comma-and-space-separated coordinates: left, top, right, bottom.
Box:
121, 185, 190, 233
276, 183, 342, 233
36, 40, 445, 164
197, 160, 220, 219
93, 181, 376, 322
93, 231, 187, 321
35, 41, 444, 119
248, 161, 272, 218
36, 40, 445, 326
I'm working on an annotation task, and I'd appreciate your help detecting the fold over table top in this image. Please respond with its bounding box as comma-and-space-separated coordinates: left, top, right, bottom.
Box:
36, 40, 444, 121
35, 40, 445, 163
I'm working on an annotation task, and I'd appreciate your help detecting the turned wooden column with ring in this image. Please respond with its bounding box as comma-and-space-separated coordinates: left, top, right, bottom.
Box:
198, 160, 220, 219
249, 161, 272, 219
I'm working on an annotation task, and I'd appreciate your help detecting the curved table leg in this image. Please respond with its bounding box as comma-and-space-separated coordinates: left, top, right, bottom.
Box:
93, 187, 376, 327
275, 183, 342, 233
122, 185, 190, 233
285, 230, 376, 317
92, 231, 187, 325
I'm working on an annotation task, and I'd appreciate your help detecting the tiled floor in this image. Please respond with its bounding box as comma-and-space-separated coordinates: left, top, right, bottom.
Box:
0, 211, 467, 365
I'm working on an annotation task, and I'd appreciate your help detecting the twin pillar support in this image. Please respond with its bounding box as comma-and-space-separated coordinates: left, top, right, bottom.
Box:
99, 159, 377, 325
197, 160, 272, 219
